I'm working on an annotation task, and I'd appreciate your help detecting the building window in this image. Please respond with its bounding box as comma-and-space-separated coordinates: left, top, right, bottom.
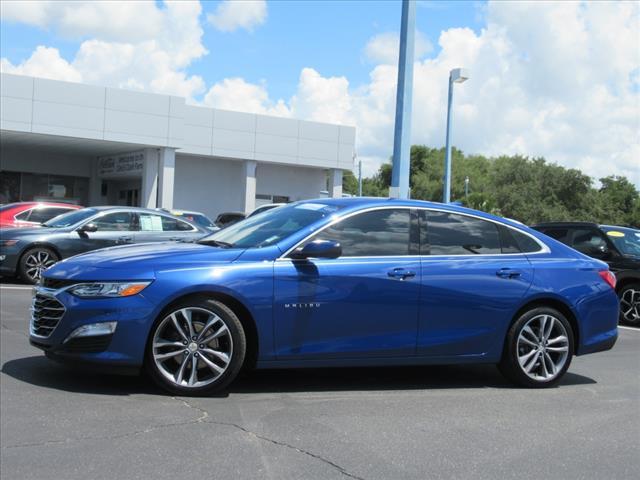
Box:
0, 171, 88, 205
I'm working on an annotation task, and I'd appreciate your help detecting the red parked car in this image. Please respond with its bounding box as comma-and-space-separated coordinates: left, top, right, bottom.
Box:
0, 202, 82, 229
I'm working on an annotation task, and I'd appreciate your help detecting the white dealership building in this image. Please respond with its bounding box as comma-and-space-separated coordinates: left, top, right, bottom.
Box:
0, 73, 354, 218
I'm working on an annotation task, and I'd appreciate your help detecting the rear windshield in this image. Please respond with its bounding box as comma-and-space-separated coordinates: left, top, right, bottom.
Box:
44, 208, 97, 228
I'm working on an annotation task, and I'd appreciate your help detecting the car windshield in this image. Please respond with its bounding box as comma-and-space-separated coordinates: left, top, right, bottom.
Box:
43, 208, 98, 227
602, 226, 640, 256
199, 202, 342, 249
189, 214, 215, 228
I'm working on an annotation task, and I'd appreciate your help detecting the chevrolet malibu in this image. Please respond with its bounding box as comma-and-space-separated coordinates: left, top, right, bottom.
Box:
29, 198, 619, 395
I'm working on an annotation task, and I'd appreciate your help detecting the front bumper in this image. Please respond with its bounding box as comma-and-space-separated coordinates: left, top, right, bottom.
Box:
29, 284, 157, 368
0, 247, 19, 275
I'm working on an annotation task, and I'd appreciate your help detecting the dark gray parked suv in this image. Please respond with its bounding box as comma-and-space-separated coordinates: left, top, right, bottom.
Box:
0, 206, 209, 284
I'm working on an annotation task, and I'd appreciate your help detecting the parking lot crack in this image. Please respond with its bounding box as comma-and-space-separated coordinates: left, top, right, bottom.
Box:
174, 397, 365, 480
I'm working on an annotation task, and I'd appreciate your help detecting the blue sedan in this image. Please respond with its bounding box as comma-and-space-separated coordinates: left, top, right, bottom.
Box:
29, 198, 619, 394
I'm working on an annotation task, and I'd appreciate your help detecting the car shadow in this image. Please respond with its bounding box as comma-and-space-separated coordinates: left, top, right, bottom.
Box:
1, 355, 597, 397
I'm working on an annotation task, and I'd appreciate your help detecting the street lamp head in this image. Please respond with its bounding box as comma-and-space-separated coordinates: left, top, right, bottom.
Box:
450, 68, 470, 84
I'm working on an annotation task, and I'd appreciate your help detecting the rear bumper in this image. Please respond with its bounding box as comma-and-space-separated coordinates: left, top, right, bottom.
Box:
576, 327, 618, 356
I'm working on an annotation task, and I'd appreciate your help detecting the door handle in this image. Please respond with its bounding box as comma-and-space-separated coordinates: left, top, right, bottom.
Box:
387, 268, 416, 280
496, 268, 521, 279
116, 236, 133, 244
168, 236, 182, 241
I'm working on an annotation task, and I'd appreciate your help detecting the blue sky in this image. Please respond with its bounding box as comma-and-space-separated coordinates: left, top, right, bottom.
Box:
1, 1, 486, 100
1, 1, 638, 185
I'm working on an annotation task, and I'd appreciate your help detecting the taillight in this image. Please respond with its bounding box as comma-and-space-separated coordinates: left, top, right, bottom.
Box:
598, 270, 616, 289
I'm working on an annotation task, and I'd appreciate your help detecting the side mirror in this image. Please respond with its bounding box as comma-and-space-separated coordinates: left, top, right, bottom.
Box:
587, 243, 610, 259
78, 222, 98, 233
290, 239, 342, 260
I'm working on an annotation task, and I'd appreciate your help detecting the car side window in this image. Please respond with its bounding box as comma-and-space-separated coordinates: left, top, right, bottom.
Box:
28, 207, 72, 224
510, 229, 543, 253
541, 228, 569, 243
14, 209, 31, 221
425, 211, 501, 255
161, 216, 194, 232
93, 212, 135, 231
305, 208, 412, 257
571, 228, 607, 254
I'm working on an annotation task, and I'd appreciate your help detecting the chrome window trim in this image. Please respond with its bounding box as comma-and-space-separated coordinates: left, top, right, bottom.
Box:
277, 205, 550, 261
76, 209, 199, 233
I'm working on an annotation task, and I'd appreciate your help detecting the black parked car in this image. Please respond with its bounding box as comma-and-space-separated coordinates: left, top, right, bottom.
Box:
532, 222, 640, 325
0, 206, 209, 284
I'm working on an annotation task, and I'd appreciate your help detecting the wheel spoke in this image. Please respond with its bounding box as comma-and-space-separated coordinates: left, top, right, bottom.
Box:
547, 335, 567, 346
199, 352, 224, 375
543, 316, 554, 341
524, 351, 541, 373
201, 325, 229, 344
175, 354, 190, 384
546, 345, 568, 353
197, 314, 222, 341
538, 316, 547, 341
201, 348, 230, 365
522, 326, 539, 343
180, 309, 196, 339
171, 314, 189, 342
154, 339, 185, 349
155, 349, 185, 360
519, 335, 537, 348
188, 356, 198, 386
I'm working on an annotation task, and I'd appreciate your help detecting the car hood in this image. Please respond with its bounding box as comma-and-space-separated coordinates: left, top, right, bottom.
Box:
45, 242, 245, 280
0, 226, 63, 237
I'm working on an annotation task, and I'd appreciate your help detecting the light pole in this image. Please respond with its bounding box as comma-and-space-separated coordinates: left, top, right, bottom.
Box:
389, 0, 416, 199
464, 176, 469, 198
443, 67, 469, 203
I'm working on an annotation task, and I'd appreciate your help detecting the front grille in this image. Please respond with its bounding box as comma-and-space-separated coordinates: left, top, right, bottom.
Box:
31, 293, 65, 337
42, 277, 78, 290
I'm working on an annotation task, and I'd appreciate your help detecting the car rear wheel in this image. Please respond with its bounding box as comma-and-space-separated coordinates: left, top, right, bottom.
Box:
618, 283, 640, 326
19, 247, 59, 284
499, 307, 574, 388
146, 297, 246, 395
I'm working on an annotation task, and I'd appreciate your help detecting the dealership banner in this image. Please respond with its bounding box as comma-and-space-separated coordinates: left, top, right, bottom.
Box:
98, 151, 145, 178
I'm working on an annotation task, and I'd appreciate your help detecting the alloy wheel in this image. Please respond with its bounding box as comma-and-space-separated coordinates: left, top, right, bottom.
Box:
517, 314, 569, 381
152, 307, 233, 388
620, 288, 640, 324
24, 250, 56, 282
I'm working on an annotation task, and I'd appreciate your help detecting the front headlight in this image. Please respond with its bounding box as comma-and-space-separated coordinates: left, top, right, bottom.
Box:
0, 239, 19, 247
68, 281, 152, 298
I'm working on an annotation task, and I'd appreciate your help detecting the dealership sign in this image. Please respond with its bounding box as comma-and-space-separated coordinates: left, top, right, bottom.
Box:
98, 151, 144, 177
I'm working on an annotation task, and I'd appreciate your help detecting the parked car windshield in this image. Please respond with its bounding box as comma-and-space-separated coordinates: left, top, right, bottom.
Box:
601, 226, 640, 256
188, 213, 215, 229
199, 202, 342, 249
43, 208, 98, 228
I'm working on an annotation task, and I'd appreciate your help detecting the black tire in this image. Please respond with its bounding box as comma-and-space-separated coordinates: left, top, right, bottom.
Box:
18, 246, 59, 284
499, 307, 574, 388
145, 296, 246, 396
618, 283, 640, 326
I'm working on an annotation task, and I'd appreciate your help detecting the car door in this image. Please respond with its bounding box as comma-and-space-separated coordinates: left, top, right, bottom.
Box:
273, 207, 421, 359
67, 211, 136, 256
417, 210, 534, 357
135, 212, 201, 243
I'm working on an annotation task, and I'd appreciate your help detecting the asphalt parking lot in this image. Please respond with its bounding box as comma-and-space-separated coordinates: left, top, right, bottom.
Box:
1, 283, 638, 480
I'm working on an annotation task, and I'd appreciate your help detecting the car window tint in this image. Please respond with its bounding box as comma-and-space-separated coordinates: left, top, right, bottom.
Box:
161, 216, 194, 231
94, 212, 134, 231
309, 209, 411, 256
14, 209, 31, 221
512, 229, 543, 253
498, 226, 521, 253
541, 228, 569, 243
426, 211, 501, 255
571, 228, 607, 254
28, 207, 72, 224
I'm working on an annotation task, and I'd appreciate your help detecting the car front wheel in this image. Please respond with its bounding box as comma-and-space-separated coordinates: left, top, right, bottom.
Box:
146, 297, 246, 395
618, 283, 640, 326
19, 246, 59, 284
499, 307, 574, 388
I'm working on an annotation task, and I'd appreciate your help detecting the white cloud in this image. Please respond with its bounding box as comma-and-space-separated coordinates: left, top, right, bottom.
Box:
364, 31, 433, 65
1, 1, 207, 102
207, 0, 267, 32
203, 77, 289, 116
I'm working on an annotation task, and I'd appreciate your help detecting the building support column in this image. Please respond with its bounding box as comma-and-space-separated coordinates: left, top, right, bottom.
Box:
88, 157, 102, 206
141, 148, 159, 208
330, 168, 343, 198
241, 160, 257, 214
157, 147, 175, 209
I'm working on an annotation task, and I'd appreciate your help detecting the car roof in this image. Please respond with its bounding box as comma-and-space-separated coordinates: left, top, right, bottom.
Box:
532, 221, 599, 229
6, 201, 81, 209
